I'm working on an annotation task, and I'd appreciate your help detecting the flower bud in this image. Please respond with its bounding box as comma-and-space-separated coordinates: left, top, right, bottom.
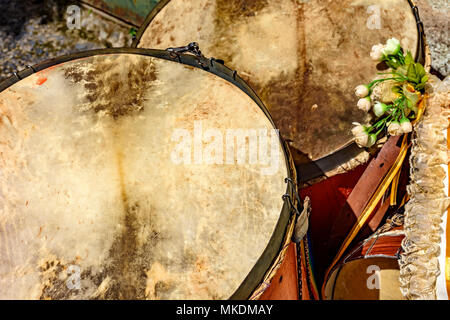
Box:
351, 122, 367, 136
388, 121, 402, 136
357, 97, 371, 112
355, 84, 369, 98
354, 131, 377, 148
370, 44, 385, 61
367, 134, 377, 148
355, 132, 369, 148
400, 117, 412, 133
383, 38, 401, 56
373, 102, 389, 117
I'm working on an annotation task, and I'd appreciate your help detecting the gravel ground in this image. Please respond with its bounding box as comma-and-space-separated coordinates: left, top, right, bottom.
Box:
415, 0, 449, 77
0, 0, 133, 82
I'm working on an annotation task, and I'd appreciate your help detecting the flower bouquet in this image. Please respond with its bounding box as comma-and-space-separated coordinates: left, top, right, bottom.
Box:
352, 38, 428, 148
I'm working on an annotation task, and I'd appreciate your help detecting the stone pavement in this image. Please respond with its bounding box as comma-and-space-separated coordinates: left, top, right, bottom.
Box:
415, 0, 449, 77
0, 0, 132, 82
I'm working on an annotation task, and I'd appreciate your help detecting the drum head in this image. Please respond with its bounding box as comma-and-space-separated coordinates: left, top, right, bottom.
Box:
327, 257, 404, 300
134, 0, 419, 163
0, 50, 291, 299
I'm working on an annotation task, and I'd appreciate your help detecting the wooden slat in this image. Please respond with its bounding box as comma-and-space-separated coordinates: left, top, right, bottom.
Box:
367, 199, 391, 232
326, 136, 402, 260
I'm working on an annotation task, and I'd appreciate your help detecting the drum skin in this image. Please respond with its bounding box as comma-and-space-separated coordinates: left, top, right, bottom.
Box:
0, 51, 291, 300
135, 0, 419, 162
324, 227, 405, 300
331, 257, 403, 300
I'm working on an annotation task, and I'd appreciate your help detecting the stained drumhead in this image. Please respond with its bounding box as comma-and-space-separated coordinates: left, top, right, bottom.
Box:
135, 0, 420, 162
329, 257, 404, 300
0, 50, 290, 299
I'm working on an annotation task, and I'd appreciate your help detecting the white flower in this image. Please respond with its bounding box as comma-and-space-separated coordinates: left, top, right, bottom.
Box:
352, 122, 368, 148
354, 131, 377, 148
388, 121, 402, 136
355, 132, 369, 148
357, 97, 371, 112
373, 102, 389, 117
370, 44, 385, 61
351, 122, 367, 136
355, 84, 369, 98
383, 38, 401, 56
400, 118, 412, 133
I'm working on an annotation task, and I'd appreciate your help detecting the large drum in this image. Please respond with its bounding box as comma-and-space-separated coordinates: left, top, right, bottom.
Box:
323, 214, 405, 300
0, 48, 300, 300
132, 0, 425, 182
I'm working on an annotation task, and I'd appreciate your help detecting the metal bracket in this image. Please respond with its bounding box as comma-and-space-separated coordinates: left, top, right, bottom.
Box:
26, 65, 36, 73
285, 178, 302, 212
282, 193, 300, 217
166, 42, 209, 69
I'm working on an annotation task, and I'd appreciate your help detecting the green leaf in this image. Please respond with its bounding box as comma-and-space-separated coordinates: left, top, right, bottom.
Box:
404, 51, 413, 66
414, 63, 426, 80
415, 83, 426, 91
391, 85, 401, 94
385, 56, 402, 70
129, 27, 137, 37
396, 65, 408, 77
407, 63, 418, 83
421, 75, 428, 84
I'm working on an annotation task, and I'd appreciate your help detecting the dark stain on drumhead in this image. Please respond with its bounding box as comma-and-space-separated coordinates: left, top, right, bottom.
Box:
256, 69, 366, 160
99, 201, 174, 300
38, 258, 125, 299
213, 1, 369, 160
39, 260, 71, 300
154, 281, 175, 299
38, 259, 105, 300
213, 0, 269, 64
215, 0, 268, 20
64, 56, 157, 119
100, 205, 202, 299
95, 202, 145, 299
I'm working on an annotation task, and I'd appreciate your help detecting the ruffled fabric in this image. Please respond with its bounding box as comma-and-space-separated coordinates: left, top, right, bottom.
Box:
399, 75, 450, 299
